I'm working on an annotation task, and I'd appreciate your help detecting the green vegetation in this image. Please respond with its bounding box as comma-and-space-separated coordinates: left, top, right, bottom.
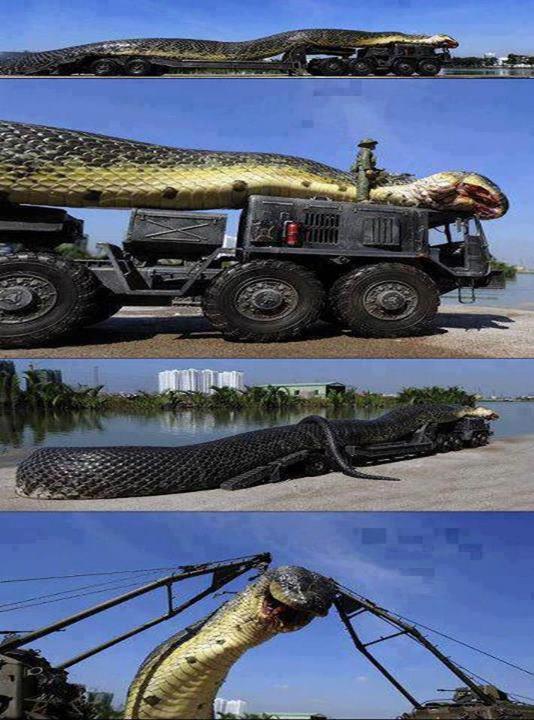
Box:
0, 369, 480, 415
397, 385, 477, 407
490, 259, 517, 280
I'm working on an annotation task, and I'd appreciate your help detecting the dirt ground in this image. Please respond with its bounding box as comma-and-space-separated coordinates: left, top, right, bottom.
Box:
0, 304, 531, 359
1, 434, 532, 512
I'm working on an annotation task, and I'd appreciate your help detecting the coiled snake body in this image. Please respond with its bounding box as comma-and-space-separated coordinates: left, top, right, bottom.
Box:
0, 28, 459, 75
0, 121, 508, 219
124, 566, 335, 719
16, 404, 498, 500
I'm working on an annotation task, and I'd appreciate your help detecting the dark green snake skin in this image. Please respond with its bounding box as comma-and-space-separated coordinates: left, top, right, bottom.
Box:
16, 404, 494, 500
0, 28, 459, 75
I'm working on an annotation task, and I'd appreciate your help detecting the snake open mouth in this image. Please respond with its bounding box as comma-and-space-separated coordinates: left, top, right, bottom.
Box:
457, 180, 509, 219
260, 589, 314, 630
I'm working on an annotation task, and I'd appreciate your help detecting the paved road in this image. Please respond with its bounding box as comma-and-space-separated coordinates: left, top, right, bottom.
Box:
0, 304, 531, 359
1, 435, 532, 512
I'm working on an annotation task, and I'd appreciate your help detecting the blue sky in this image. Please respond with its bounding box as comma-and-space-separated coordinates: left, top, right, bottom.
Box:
3, 0, 534, 56
0, 77, 533, 264
1, 512, 533, 718
9, 358, 534, 396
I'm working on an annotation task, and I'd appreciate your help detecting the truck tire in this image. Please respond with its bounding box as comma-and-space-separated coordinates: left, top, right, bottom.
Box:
89, 57, 119, 75
347, 58, 374, 76
329, 263, 440, 338
417, 59, 441, 76
126, 57, 153, 76
202, 260, 325, 342
392, 59, 415, 76
0, 253, 102, 348
80, 291, 123, 326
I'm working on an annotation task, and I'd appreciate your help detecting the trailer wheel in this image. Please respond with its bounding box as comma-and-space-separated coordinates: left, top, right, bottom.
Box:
418, 59, 441, 76
306, 57, 347, 76
392, 59, 415, 76
347, 58, 374, 76
0, 253, 101, 348
329, 263, 440, 338
202, 260, 325, 342
89, 58, 119, 75
126, 58, 153, 76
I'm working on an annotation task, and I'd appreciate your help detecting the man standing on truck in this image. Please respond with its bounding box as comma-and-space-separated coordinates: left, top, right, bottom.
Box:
351, 138, 379, 201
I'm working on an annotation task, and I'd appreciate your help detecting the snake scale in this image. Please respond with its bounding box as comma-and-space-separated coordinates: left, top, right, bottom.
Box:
0, 28, 459, 75
124, 566, 335, 720
0, 121, 508, 219
15, 404, 498, 500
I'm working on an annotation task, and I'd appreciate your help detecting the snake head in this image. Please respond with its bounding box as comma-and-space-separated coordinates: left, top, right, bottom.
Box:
458, 405, 500, 420
454, 173, 509, 219
420, 172, 509, 219
426, 34, 459, 49
259, 566, 335, 632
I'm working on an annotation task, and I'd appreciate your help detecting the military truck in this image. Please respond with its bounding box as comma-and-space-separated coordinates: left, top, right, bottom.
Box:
0, 196, 504, 347
401, 685, 534, 719
1, 43, 451, 77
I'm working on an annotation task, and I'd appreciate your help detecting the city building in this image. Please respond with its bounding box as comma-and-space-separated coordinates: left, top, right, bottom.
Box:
158, 369, 245, 394
258, 382, 346, 398
213, 697, 248, 717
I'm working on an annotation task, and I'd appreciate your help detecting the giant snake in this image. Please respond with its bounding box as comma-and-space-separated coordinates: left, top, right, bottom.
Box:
15, 404, 498, 500
124, 565, 336, 720
0, 28, 459, 75
0, 121, 508, 220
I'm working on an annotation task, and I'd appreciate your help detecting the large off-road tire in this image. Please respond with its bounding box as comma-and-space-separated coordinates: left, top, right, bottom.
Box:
417, 59, 442, 76
202, 260, 325, 342
89, 57, 120, 75
80, 291, 123, 326
0, 253, 102, 348
392, 59, 415, 76
329, 263, 440, 338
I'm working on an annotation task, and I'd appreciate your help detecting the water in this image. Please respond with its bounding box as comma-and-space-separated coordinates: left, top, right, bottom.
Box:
0, 402, 532, 454
443, 68, 534, 77
442, 273, 534, 310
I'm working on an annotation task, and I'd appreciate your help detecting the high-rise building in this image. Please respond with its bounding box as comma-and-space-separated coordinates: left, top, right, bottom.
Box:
158, 369, 245, 394
213, 697, 226, 716
214, 698, 247, 717
200, 369, 218, 394
225, 699, 247, 717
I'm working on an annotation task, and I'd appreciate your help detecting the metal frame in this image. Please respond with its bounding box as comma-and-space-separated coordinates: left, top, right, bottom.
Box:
0, 553, 271, 671
333, 585, 497, 708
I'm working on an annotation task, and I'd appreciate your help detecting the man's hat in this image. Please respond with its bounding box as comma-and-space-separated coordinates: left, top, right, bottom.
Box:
358, 138, 378, 147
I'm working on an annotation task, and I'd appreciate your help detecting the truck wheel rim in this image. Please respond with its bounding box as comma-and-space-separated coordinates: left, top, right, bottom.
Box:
235, 278, 299, 321
362, 281, 419, 321
0, 274, 58, 323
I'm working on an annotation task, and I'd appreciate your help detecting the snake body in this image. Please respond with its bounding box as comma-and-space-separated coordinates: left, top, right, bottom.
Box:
15, 404, 498, 500
124, 566, 335, 719
0, 121, 508, 219
0, 29, 459, 75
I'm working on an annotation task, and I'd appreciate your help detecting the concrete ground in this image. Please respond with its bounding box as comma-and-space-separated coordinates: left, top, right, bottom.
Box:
0, 304, 531, 359
1, 434, 532, 512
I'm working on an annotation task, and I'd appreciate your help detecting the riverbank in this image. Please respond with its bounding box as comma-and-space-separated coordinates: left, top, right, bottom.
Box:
0, 304, 532, 359
1, 434, 531, 511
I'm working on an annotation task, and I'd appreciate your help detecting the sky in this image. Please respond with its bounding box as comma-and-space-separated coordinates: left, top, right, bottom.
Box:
1, 512, 533, 718
8, 358, 534, 396
3, 0, 534, 57
0, 78, 532, 264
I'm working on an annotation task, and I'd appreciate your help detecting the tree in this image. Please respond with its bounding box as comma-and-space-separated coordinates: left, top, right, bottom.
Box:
397, 386, 477, 407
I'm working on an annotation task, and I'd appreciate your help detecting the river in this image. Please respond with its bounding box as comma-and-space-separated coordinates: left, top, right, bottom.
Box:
0, 401, 532, 454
